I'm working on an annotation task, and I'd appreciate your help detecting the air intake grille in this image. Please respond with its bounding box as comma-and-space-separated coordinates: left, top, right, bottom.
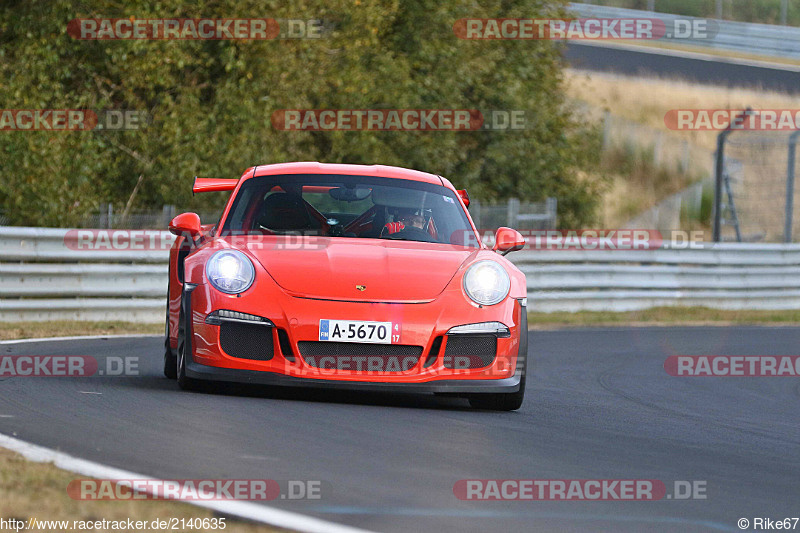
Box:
423, 336, 443, 368
298, 342, 423, 372
443, 335, 497, 369
219, 322, 274, 361
277, 328, 295, 362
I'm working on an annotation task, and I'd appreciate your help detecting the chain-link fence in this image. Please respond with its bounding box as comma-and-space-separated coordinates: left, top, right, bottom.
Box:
0, 199, 558, 231
469, 198, 558, 231
79, 204, 223, 229
715, 131, 800, 242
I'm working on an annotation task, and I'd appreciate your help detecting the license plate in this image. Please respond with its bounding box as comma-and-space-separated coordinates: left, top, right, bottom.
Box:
319, 319, 395, 344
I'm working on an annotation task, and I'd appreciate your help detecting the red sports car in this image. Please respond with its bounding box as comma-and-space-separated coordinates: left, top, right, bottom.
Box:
164, 162, 528, 410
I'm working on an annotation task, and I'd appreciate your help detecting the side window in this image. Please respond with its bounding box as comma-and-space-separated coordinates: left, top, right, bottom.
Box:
226, 186, 257, 232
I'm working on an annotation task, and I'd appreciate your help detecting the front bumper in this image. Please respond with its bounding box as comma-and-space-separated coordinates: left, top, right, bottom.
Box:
185, 356, 525, 393
182, 282, 528, 392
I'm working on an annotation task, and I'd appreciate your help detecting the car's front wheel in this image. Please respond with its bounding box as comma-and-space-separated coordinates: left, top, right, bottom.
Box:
468, 373, 525, 411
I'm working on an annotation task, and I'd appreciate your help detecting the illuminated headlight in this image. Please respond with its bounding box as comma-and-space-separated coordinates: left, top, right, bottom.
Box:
206, 250, 255, 294
462, 260, 510, 306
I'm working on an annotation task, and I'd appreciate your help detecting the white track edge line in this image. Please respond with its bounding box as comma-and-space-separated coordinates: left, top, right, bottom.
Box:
0, 435, 375, 533
0, 334, 162, 345
567, 40, 800, 71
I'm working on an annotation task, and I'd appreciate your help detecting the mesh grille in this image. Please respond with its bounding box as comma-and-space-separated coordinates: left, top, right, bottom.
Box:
298, 342, 423, 372
443, 335, 497, 369
219, 322, 274, 361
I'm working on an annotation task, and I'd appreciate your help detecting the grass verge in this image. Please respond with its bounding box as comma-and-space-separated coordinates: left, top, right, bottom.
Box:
0, 447, 281, 533
529, 306, 800, 328
0, 322, 163, 341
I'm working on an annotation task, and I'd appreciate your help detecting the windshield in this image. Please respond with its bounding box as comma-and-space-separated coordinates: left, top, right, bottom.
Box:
220, 174, 478, 246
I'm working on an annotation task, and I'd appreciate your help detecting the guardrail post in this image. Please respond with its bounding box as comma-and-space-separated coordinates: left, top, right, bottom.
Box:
713, 133, 726, 242
785, 131, 800, 242
546, 197, 558, 228
471, 199, 481, 228
507, 198, 519, 228
162, 205, 176, 228
99, 203, 114, 229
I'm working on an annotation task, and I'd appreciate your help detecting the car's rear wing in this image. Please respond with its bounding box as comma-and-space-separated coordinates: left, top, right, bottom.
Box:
192, 177, 238, 194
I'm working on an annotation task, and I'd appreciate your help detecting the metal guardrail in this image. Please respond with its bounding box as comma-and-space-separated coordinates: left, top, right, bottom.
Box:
516, 247, 800, 312
571, 3, 800, 61
0, 227, 171, 262
0, 227, 170, 322
1, 227, 800, 321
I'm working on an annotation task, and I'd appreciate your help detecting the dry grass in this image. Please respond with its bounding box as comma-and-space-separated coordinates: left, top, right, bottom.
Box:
529, 306, 800, 328
565, 69, 800, 153
0, 448, 281, 533
565, 69, 800, 227
0, 322, 163, 341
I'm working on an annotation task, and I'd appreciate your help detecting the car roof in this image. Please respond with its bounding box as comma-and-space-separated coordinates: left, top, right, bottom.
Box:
247, 162, 446, 187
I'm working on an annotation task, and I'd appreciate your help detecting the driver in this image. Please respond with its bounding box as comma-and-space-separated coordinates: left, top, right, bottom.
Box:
384, 208, 424, 235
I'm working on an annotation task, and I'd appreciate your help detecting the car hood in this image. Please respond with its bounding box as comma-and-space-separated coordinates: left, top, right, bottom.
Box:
242, 237, 478, 302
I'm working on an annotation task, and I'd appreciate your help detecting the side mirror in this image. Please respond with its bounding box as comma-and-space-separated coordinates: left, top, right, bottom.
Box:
169, 212, 202, 239
493, 227, 525, 255
456, 189, 470, 208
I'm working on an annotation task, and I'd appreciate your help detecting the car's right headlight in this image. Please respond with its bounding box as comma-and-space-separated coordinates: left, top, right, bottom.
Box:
206, 250, 255, 294
462, 260, 510, 306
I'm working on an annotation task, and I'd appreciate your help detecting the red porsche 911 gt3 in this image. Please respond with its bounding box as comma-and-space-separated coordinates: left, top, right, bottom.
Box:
164, 162, 528, 410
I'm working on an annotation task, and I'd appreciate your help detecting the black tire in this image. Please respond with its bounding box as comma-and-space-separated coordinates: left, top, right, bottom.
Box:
176, 305, 203, 391
468, 373, 526, 411
163, 307, 177, 379
164, 339, 177, 379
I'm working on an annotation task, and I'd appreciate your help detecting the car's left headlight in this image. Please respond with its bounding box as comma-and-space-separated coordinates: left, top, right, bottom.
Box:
206, 250, 255, 294
462, 260, 510, 306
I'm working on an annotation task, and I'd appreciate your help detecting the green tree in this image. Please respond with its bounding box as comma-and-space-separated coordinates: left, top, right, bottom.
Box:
0, 0, 602, 228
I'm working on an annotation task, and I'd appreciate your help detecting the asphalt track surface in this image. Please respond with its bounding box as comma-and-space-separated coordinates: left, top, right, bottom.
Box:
564, 42, 800, 93
1, 327, 799, 532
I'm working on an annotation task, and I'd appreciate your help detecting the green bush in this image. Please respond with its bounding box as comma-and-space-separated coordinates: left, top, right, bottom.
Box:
0, 0, 603, 228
